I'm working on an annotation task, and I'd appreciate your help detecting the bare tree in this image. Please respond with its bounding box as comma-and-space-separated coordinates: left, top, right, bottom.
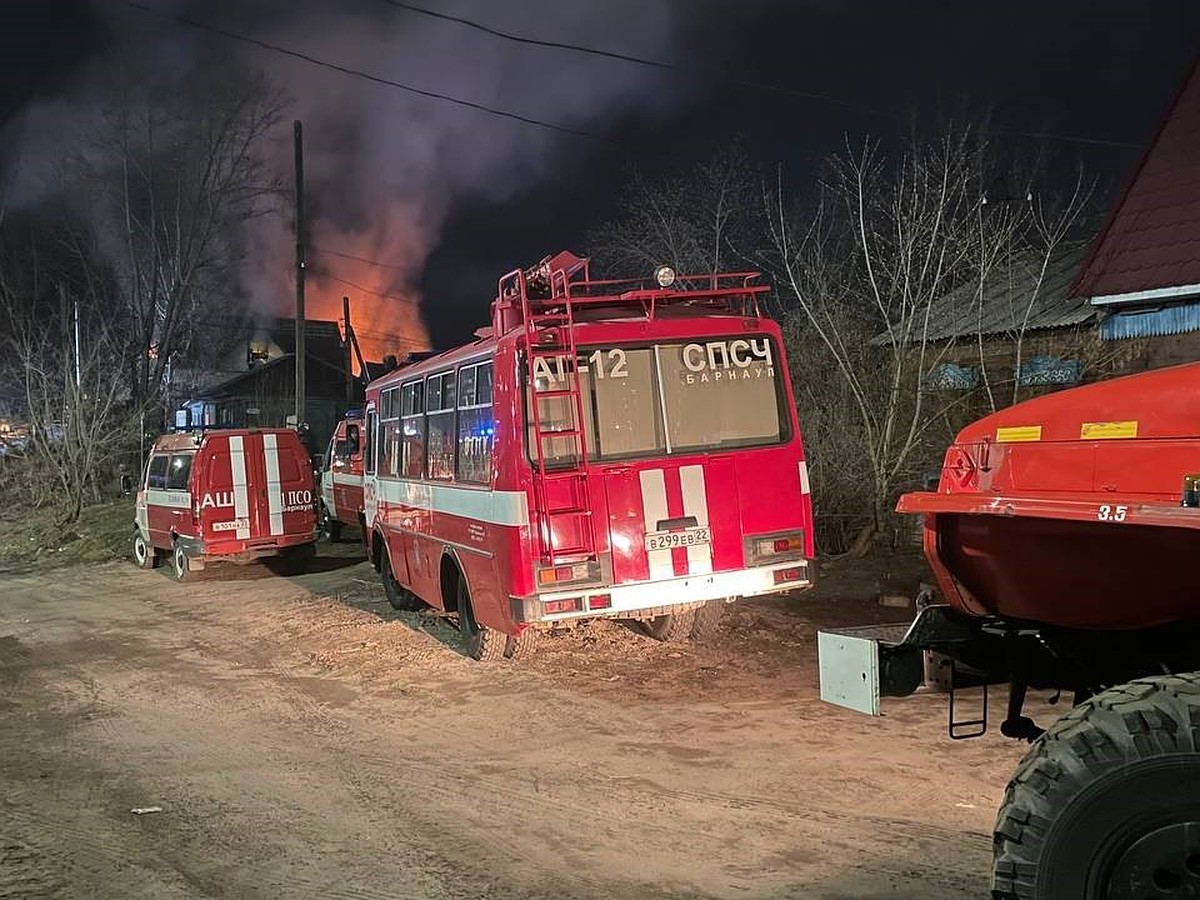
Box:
71, 51, 285, 413
588, 144, 757, 276
764, 129, 993, 553
0, 223, 138, 522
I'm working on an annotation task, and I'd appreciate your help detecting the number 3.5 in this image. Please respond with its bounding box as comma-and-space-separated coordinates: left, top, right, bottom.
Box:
1097, 504, 1128, 522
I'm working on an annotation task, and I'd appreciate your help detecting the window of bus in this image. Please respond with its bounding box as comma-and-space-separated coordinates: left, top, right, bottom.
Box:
457, 361, 494, 484
379, 387, 401, 478
657, 337, 787, 452
527, 348, 665, 464
425, 371, 456, 481
400, 381, 425, 478
364, 410, 376, 475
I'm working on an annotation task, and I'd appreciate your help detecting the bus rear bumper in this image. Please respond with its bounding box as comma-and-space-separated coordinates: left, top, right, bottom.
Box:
510, 559, 813, 624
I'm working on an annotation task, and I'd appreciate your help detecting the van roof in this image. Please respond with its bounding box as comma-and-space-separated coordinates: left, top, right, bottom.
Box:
151, 428, 300, 453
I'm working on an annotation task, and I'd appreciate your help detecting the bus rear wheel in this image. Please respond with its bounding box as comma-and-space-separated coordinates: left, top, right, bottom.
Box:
381, 549, 422, 611
644, 609, 697, 643
992, 673, 1200, 899
458, 578, 505, 662
689, 600, 727, 642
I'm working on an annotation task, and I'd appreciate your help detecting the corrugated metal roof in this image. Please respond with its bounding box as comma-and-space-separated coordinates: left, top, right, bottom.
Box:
1073, 58, 1200, 302
1100, 300, 1200, 339
874, 244, 1095, 345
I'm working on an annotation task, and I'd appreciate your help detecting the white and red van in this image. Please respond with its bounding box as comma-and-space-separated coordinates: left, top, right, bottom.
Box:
132, 428, 318, 581
318, 411, 365, 541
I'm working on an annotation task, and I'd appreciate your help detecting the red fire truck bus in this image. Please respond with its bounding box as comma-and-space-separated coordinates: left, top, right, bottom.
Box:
362, 251, 815, 660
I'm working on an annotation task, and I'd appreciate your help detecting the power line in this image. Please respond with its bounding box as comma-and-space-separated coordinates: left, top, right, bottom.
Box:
313, 245, 409, 271
119, 0, 1142, 158
120, 0, 607, 141
371, 0, 888, 116
373, 0, 1144, 150
321, 273, 420, 305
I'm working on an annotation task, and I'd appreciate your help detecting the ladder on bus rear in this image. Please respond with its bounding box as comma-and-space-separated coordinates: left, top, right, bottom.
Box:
522, 283, 597, 566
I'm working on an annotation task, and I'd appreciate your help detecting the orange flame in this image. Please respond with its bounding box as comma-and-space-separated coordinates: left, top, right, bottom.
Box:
306, 234, 431, 371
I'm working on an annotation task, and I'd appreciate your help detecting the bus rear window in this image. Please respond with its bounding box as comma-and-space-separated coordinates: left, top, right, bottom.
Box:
527, 337, 786, 464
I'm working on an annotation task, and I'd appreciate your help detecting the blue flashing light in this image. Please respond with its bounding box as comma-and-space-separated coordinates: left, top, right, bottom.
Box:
344, 408, 364, 419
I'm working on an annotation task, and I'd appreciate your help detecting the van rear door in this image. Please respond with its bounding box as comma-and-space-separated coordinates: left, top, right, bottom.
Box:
265, 431, 316, 540
195, 433, 259, 541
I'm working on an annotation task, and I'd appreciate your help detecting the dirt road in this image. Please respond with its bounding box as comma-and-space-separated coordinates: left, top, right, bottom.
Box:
0, 548, 1037, 899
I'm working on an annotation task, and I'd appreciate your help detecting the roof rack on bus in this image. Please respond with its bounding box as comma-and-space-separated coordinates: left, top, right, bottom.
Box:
490, 250, 770, 336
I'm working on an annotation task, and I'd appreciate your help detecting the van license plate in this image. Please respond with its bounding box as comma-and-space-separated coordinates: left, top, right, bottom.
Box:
645, 527, 711, 551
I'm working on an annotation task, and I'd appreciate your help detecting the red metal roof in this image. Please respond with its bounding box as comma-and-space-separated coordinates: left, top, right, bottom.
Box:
1073, 57, 1200, 304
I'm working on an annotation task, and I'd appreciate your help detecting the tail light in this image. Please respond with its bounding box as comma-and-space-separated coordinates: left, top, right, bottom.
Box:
745, 530, 807, 566
536, 559, 601, 589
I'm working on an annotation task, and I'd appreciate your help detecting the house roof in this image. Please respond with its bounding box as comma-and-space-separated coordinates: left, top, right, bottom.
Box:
1072, 56, 1200, 305
873, 244, 1095, 345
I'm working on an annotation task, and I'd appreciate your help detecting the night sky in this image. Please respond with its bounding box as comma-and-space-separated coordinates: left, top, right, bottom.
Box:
3, 0, 1199, 353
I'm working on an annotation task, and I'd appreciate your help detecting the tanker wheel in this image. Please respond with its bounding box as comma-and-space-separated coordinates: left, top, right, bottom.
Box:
689, 600, 727, 642
644, 609, 697, 643
380, 549, 422, 612
132, 529, 157, 570
457, 578, 505, 662
992, 673, 1200, 900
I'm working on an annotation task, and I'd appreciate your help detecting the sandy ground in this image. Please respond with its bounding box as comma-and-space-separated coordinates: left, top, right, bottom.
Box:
0, 542, 1049, 899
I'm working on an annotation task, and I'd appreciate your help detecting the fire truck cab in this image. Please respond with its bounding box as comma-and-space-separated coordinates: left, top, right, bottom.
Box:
318, 410, 365, 541
132, 427, 318, 581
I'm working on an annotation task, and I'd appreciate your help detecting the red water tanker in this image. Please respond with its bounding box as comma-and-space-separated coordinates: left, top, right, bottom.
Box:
818, 361, 1200, 900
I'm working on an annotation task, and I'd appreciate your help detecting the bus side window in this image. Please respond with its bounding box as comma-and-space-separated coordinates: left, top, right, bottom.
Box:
364, 411, 376, 475
457, 362, 494, 484
345, 423, 360, 457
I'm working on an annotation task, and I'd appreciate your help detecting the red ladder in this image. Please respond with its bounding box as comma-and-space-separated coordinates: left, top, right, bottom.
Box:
522, 285, 597, 565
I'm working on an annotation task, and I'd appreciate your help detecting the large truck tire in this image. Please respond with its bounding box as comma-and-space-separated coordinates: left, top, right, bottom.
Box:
643, 609, 697, 643
381, 549, 422, 612
458, 578, 505, 662
992, 673, 1200, 899
689, 600, 726, 642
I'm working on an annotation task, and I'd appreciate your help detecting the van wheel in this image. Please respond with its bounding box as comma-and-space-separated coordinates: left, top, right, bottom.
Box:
644, 609, 697, 643
690, 600, 727, 642
172, 542, 191, 582
992, 673, 1200, 899
458, 578, 505, 662
381, 549, 422, 611
132, 530, 157, 570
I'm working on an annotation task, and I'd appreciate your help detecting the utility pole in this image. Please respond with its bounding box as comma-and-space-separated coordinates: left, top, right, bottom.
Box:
293, 120, 307, 427
343, 296, 353, 403
73, 297, 81, 390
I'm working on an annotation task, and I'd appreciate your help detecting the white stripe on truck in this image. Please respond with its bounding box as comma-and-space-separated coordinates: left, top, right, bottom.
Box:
263, 433, 284, 536
639, 468, 673, 580
229, 435, 251, 540
679, 464, 713, 575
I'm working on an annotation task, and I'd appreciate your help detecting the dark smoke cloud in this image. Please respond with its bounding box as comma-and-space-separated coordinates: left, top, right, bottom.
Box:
12, 0, 693, 351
